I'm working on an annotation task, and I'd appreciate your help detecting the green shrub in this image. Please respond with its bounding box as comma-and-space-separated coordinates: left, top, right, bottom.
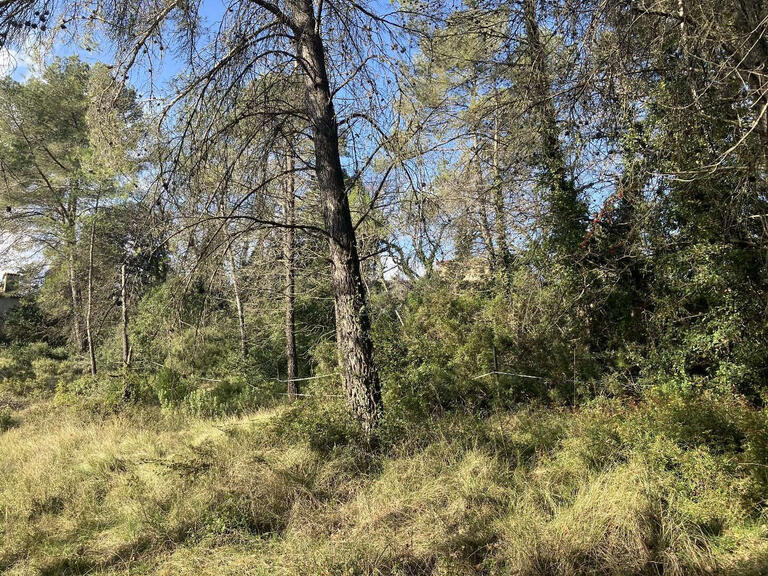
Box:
184, 376, 274, 418
151, 367, 190, 409
0, 298, 52, 345
0, 343, 75, 396
622, 388, 748, 454
0, 406, 14, 431
269, 398, 362, 452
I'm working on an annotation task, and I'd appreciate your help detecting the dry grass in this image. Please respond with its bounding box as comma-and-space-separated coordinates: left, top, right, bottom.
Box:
2, 395, 768, 575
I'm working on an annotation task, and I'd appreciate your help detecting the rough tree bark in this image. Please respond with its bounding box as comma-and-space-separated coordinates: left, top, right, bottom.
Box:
283, 144, 299, 398
288, 0, 382, 433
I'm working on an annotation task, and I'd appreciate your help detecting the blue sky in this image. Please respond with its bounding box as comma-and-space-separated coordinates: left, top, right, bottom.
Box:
0, 0, 227, 91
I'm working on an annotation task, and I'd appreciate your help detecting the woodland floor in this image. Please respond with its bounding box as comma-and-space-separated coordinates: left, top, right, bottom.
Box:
2, 391, 768, 575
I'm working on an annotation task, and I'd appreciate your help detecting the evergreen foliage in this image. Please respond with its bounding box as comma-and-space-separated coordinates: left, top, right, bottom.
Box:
1, 0, 768, 573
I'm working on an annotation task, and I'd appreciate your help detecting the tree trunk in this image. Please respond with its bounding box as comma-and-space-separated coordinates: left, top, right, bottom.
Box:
523, 0, 583, 257
121, 261, 134, 402
227, 248, 248, 357
289, 0, 382, 433
217, 198, 248, 358
121, 262, 131, 367
66, 202, 84, 352
472, 128, 497, 269
492, 102, 512, 283
283, 144, 299, 397
67, 243, 83, 352
85, 202, 98, 376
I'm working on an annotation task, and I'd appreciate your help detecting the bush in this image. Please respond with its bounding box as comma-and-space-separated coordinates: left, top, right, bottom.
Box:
0, 343, 75, 396
621, 388, 749, 454
0, 406, 15, 431
151, 366, 190, 408
184, 376, 277, 417
0, 298, 52, 345
269, 398, 362, 453
374, 281, 502, 417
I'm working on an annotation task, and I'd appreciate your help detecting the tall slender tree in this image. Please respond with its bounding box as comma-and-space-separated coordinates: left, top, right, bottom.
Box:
283, 143, 298, 397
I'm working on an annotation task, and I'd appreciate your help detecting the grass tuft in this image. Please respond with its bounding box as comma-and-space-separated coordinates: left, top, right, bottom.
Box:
2, 392, 768, 574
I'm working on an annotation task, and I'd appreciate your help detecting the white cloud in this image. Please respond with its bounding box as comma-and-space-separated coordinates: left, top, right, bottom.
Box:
0, 44, 43, 80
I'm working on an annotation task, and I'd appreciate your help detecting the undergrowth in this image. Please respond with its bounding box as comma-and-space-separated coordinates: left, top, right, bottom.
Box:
2, 389, 768, 575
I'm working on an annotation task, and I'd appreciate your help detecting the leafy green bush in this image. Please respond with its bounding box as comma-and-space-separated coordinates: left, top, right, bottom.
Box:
642, 243, 768, 401
53, 373, 126, 415
372, 274, 596, 420
184, 376, 277, 417
0, 406, 15, 431
269, 397, 362, 452
621, 388, 749, 454
374, 281, 501, 418
0, 343, 75, 396
150, 366, 189, 408
0, 298, 51, 345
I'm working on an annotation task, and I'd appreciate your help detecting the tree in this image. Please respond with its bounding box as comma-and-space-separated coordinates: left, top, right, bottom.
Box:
0, 0, 397, 431
282, 1, 381, 431
283, 140, 299, 397
0, 57, 141, 364
396, 3, 518, 280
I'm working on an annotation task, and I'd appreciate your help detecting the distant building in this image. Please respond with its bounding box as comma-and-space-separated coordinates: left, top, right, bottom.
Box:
435, 257, 491, 283
1, 272, 19, 294
0, 272, 20, 331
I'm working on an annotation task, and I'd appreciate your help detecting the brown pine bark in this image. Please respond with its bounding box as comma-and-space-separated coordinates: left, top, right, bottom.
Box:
288, 0, 382, 433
